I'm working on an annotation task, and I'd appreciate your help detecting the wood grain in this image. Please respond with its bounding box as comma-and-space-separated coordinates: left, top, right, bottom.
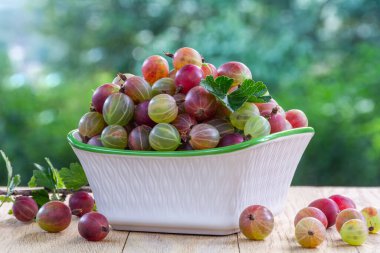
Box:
1, 187, 379, 253
0, 202, 128, 253
123, 232, 239, 253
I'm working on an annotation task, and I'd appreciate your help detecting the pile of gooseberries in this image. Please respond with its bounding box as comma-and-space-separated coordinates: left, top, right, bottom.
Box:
292, 194, 380, 248
78, 47, 309, 152
12, 191, 109, 242
239, 194, 380, 249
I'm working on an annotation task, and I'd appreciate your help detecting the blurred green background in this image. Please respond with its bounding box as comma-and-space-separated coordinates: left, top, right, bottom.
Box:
0, 0, 379, 186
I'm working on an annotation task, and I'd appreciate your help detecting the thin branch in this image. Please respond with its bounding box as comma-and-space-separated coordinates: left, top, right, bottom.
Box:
0, 187, 92, 196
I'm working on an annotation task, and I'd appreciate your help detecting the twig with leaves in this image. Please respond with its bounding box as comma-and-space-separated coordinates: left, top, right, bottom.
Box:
0, 150, 90, 209
0, 151, 21, 208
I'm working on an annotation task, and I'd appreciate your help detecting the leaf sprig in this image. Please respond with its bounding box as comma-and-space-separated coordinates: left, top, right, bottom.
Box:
0, 150, 89, 208
0, 150, 21, 208
200, 75, 272, 111
28, 158, 62, 200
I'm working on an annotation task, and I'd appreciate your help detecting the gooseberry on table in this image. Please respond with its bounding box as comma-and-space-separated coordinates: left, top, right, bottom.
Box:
239, 205, 274, 240
69, 191, 95, 217
340, 219, 368, 246
294, 207, 328, 228
12, 196, 38, 222
78, 212, 110, 241
329, 194, 356, 211
295, 217, 326, 248
335, 208, 365, 232
361, 207, 380, 234
36, 201, 72, 233
308, 198, 339, 228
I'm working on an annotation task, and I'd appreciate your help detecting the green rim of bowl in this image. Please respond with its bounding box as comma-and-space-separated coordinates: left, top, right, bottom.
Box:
67, 127, 314, 157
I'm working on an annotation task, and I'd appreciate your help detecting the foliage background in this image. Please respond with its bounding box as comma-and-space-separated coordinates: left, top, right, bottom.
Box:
0, 0, 379, 186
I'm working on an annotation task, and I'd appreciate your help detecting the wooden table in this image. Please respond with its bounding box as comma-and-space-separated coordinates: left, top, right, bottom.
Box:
1, 187, 379, 253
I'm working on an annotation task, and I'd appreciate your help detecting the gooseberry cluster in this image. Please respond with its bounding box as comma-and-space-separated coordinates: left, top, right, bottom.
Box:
78, 47, 309, 151
11, 191, 109, 242
239, 194, 380, 249
294, 194, 380, 248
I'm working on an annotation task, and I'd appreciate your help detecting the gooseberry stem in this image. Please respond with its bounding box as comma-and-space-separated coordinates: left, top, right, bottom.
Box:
164, 52, 174, 58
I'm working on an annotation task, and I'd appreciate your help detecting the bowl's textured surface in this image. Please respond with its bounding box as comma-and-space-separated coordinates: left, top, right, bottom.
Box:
68, 128, 314, 235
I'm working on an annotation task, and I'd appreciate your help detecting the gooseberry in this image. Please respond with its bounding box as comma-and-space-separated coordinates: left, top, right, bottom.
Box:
36, 201, 71, 233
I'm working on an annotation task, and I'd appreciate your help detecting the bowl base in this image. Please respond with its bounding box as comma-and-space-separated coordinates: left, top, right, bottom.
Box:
111, 224, 240, 236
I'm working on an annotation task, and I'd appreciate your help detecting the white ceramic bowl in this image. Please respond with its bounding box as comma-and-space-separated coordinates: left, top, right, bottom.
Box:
68, 127, 314, 235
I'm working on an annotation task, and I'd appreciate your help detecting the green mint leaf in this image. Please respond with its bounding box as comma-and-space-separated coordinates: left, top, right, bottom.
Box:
31, 189, 50, 208
200, 75, 234, 97
249, 81, 268, 97
200, 76, 272, 112
8, 174, 21, 195
245, 81, 271, 103
0, 150, 13, 189
59, 163, 88, 190
227, 79, 258, 110
8, 209, 13, 215
0, 196, 13, 203
247, 95, 272, 103
227, 79, 271, 110
32, 169, 56, 190
200, 75, 234, 111
28, 176, 37, 188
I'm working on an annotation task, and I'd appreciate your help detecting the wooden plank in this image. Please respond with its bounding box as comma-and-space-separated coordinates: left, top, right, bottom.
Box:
0, 201, 128, 253
1, 187, 380, 252
238, 186, 380, 253
123, 232, 239, 253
